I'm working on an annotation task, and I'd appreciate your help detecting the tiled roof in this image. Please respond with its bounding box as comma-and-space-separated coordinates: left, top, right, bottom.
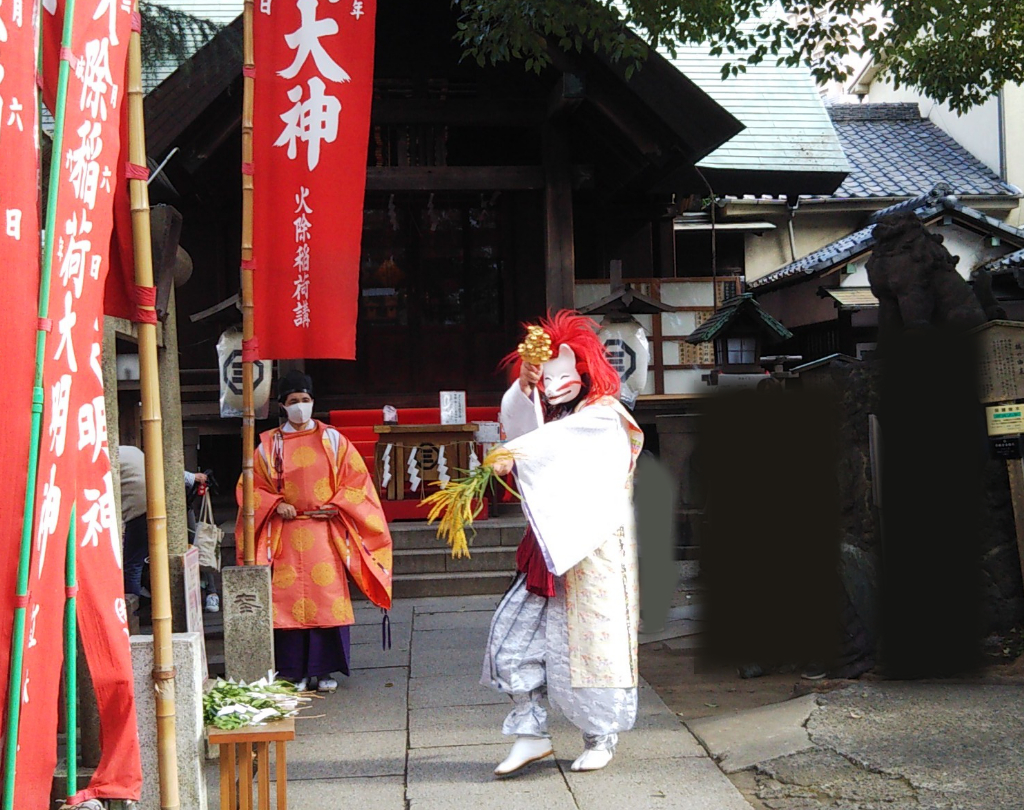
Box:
685, 294, 793, 344
749, 187, 1024, 292
826, 103, 1017, 198
979, 247, 1024, 274
662, 19, 849, 181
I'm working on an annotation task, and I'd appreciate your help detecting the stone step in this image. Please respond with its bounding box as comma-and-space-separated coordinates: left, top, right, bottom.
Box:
219, 515, 527, 554
392, 570, 514, 598
389, 516, 526, 550
394, 545, 517, 575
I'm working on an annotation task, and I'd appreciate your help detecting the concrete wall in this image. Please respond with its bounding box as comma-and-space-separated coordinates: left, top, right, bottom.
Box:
743, 211, 865, 283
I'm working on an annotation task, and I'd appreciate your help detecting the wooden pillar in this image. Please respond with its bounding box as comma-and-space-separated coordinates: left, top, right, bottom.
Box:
543, 120, 575, 311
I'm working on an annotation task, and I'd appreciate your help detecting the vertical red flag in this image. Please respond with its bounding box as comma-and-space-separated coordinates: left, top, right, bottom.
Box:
41, 0, 138, 324
0, 0, 41, 742
16, 0, 142, 805
252, 0, 377, 360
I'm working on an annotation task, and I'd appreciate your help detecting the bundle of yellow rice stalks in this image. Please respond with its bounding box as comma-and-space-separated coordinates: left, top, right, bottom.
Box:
422, 446, 521, 558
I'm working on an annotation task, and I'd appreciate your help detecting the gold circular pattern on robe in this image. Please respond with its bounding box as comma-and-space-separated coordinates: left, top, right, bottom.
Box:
331, 597, 354, 623
283, 480, 300, 504
311, 561, 337, 587
372, 547, 393, 572
290, 445, 318, 468
272, 564, 297, 589
348, 453, 367, 474
365, 514, 385, 534
292, 598, 317, 623
344, 486, 366, 505
290, 526, 315, 552
313, 477, 333, 504
253, 489, 263, 510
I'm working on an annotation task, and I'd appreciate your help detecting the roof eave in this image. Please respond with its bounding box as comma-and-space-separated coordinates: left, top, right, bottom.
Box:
724, 193, 1022, 217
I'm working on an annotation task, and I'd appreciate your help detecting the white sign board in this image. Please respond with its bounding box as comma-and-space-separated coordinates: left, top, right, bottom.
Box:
986, 403, 1024, 436
440, 391, 467, 425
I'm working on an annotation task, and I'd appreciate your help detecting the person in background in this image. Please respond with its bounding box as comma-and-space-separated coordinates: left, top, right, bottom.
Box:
236, 370, 393, 693
119, 444, 209, 604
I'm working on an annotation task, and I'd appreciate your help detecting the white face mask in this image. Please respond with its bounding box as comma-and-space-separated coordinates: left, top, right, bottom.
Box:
285, 401, 313, 425
542, 344, 583, 405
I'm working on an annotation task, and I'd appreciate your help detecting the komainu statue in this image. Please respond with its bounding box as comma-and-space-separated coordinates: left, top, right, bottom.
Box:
866, 212, 988, 336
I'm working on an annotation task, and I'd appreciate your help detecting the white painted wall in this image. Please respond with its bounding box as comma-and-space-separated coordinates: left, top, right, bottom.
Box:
841, 221, 1018, 288
151, 0, 241, 25
742, 210, 866, 283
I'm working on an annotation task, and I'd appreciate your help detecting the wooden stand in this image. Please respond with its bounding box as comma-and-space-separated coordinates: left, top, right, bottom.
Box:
374, 423, 479, 501
209, 718, 295, 810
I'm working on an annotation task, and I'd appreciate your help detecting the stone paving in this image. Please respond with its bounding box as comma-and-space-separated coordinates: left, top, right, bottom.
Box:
208, 594, 754, 809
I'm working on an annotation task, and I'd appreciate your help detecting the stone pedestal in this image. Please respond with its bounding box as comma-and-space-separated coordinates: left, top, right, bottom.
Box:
131, 632, 208, 810
655, 414, 702, 508
655, 414, 704, 556
167, 552, 190, 633
222, 565, 275, 683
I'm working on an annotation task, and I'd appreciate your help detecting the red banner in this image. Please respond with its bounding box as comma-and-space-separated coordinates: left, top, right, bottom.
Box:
41, 0, 138, 323
252, 0, 377, 360
13, 0, 142, 805
0, 0, 41, 750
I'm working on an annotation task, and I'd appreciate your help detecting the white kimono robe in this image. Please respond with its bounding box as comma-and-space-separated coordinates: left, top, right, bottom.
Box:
482, 382, 643, 740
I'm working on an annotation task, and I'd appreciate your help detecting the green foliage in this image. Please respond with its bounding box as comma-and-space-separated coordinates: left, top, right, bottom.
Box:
203, 675, 310, 730
140, 1, 221, 74
452, 0, 1024, 113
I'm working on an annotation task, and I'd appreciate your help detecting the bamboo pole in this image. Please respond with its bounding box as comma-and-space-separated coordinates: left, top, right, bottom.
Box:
1, 0, 78, 804
241, 0, 257, 565
64, 503, 78, 800
127, 4, 181, 808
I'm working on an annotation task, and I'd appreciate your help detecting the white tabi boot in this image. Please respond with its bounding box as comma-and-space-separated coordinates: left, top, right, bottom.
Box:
571, 733, 616, 772
493, 735, 554, 776
570, 748, 613, 772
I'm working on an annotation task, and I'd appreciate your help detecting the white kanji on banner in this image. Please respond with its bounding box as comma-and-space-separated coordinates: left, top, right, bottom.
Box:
77, 395, 108, 463
279, 0, 351, 82
35, 464, 62, 578
59, 211, 93, 297
77, 37, 117, 121
275, 77, 340, 170
55, 291, 78, 370
65, 120, 103, 209
48, 374, 72, 455
81, 471, 117, 564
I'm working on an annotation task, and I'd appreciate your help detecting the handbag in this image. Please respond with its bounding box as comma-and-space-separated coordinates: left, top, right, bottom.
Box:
194, 490, 224, 570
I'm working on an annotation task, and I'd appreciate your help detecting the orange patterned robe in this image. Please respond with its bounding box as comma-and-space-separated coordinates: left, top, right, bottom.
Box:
235, 420, 392, 629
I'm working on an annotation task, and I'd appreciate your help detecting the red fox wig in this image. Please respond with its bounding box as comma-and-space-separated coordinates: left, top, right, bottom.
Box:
502, 310, 620, 403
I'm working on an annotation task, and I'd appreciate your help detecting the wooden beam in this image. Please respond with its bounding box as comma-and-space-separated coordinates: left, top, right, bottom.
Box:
544, 121, 576, 311
364, 165, 545, 191
371, 97, 543, 126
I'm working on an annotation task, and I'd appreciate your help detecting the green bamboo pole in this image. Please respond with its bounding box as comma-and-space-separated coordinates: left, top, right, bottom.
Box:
1, 0, 80, 804
64, 503, 78, 800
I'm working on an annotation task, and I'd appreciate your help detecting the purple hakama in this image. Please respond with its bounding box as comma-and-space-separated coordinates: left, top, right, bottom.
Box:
274, 626, 351, 680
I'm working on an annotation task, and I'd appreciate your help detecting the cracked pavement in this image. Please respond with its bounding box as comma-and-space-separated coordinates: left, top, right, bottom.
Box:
745, 683, 1024, 810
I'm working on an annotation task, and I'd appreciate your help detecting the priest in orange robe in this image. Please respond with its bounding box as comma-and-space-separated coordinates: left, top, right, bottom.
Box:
236, 370, 393, 692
